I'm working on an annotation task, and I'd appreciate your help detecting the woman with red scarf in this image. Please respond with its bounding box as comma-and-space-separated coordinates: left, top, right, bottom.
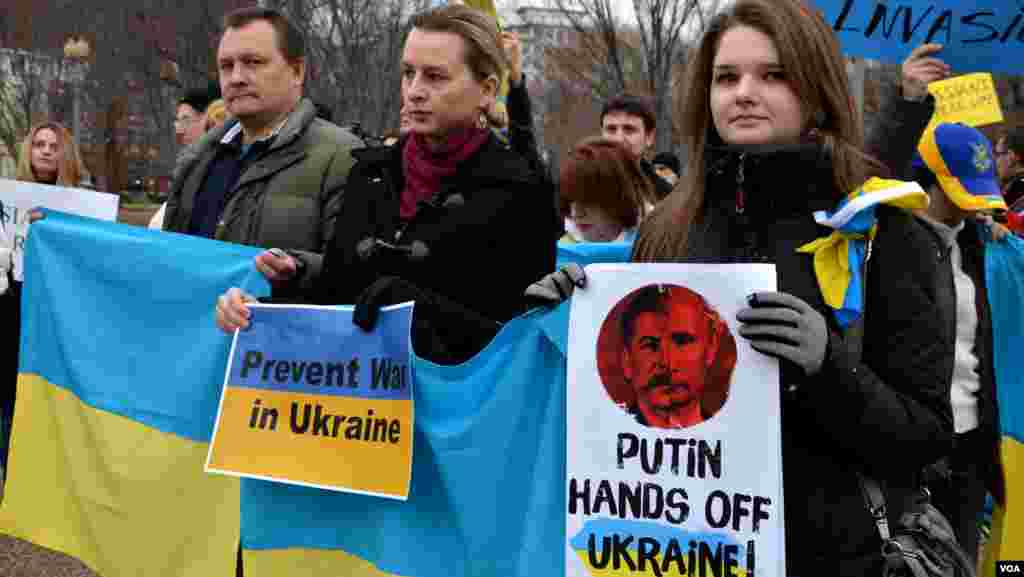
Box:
216, 4, 556, 364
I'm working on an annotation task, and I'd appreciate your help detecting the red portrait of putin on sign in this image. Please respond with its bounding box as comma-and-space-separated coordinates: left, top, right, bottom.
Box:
596, 284, 738, 429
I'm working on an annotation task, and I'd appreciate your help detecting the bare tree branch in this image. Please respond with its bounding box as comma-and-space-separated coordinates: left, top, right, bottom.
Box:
543, 0, 717, 152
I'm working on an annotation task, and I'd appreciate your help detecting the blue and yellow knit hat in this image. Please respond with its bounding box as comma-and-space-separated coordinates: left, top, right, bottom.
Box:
914, 122, 1007, 212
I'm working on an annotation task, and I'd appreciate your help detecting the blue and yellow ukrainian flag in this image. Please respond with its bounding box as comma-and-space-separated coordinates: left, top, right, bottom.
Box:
0, 211, 269, 577
240, 309, 568, 577
238, 242, 630, 577
982, 234, 1024, 572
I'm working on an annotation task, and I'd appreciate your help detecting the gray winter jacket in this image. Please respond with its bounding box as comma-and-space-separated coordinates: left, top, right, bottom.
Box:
163, 98, 362, 260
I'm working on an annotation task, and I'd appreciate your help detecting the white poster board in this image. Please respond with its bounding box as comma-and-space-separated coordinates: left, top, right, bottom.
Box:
566, 263, 785, 577
0, 179, 120, 281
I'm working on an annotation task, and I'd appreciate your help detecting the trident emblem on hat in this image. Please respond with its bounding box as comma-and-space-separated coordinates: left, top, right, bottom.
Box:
971, 142, 992, 173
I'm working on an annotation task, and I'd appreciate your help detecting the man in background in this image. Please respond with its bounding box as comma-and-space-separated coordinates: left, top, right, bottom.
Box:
601, 94, 673, 200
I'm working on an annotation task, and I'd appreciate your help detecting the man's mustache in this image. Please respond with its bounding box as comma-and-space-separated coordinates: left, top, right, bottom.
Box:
642, 373, 690, 393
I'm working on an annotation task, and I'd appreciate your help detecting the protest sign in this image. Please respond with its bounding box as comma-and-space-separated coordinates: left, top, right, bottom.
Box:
811, 0, 1024, 73
926, 73, 1004, 130
566, 264, 784, 577
0, 179, 119, 281
207, 302, 415, 500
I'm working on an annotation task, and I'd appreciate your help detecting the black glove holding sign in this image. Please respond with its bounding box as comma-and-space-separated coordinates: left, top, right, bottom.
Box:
736, 292, 828, 377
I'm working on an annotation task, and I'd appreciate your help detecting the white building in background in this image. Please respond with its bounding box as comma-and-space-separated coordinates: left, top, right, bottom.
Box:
505, 5, 579, 84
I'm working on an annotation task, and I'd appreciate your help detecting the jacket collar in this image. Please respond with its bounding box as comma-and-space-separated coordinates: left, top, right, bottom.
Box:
704, 143, 839, 220
216, 98, 316, 153
379, 131, 534, 188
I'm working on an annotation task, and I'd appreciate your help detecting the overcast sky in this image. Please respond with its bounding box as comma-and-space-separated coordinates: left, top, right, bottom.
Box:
498, 0, 641, 25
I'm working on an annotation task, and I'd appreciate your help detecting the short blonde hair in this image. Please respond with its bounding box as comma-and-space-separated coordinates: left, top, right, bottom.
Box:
205, 99, 230, 130
16, 121, 84, 186
410, 4, 506, 84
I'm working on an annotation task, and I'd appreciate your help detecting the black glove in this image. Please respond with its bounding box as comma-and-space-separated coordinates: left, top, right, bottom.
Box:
524, 263, 586, 305
736, 291, 828, 376
353, 276, 420, 332
353, 276, 498, 333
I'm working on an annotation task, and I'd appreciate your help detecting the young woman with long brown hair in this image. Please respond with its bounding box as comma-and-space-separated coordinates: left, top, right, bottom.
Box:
532, 0, 954, 573
643, 2, 953, 572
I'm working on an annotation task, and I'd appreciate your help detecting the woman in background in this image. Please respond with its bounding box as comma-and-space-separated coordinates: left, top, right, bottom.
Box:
16, 121, 86, 187
558, 137, 652, 243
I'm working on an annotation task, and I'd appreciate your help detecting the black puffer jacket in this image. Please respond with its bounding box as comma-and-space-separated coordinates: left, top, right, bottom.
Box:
639, 144, 954, 576
290, 133, 556, 364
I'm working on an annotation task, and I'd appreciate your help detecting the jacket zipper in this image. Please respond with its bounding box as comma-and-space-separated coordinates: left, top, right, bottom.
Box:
733, 153, 761, 259
735, 152, 746, 216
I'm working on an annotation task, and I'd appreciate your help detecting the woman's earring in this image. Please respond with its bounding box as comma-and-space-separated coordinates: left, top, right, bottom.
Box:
478, 111, 488, 129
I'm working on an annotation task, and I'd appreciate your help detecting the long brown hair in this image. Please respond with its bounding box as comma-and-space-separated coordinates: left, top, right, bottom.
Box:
16, 121, 84, 186
633, 0, 874, 261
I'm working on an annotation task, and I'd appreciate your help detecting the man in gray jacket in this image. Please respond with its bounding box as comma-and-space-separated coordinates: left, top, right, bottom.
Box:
163, 6, 361, 264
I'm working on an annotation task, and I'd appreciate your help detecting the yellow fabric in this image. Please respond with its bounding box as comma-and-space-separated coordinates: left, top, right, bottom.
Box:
797, 233, 856, 309
844, 177, 930, 209
0, 374, 240, 577
981, 437, 1023, 575
244, 547, 405, 577
797, 178, 929, 312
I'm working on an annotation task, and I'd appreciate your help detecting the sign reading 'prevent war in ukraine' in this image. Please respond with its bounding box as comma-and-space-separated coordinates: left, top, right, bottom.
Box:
566, 264, 784, 577
206, 303, 415, 500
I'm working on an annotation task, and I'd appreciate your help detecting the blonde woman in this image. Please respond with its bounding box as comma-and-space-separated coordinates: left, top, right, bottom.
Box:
204, 99, 230, 131
16, 121, 86, 187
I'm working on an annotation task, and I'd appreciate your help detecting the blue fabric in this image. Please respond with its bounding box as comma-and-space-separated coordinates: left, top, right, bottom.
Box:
836, 237, 868, 328
556, 241, 632, 269
984, 234, 1024, 443
241, 309, 568, 576
239, 242, 634, 574
21, 210, 270, 442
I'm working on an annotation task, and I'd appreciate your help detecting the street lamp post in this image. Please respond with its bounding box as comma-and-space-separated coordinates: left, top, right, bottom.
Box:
62, 37, 92, 150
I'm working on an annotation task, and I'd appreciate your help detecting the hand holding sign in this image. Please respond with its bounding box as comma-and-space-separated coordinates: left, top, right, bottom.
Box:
216, 287, 258, 332
901, 43, 950, 101
737, 292, 829, 377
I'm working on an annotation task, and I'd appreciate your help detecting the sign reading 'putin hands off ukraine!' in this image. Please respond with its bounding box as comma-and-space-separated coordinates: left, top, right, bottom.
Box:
206, 303, 415, 500
565, 264, 784, 577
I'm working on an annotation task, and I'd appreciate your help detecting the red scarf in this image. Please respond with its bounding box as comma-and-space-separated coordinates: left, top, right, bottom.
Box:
400, 127, 490, 220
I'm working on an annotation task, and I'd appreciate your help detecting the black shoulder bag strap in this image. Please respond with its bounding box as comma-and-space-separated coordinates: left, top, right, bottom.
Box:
845, 239, 893, 544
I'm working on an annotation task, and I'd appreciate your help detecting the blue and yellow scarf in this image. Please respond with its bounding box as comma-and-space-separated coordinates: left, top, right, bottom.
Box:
797, 177, 929, 328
